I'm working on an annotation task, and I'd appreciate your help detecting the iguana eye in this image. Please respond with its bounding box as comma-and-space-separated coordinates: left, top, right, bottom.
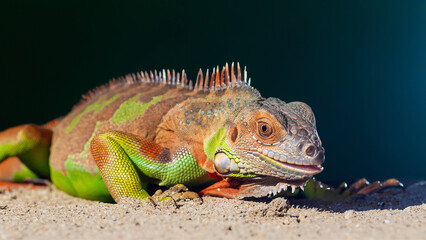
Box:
258, 121, 273, 138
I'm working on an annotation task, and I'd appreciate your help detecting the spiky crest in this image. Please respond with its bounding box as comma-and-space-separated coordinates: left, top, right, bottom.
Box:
76, 62, 253, 108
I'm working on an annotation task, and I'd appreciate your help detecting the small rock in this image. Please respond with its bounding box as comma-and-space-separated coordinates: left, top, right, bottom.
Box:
344, 210, 355, 219
266, 197, 289, 217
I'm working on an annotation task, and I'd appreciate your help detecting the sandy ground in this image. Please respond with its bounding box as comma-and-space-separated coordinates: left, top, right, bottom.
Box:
0, 180, 424, 240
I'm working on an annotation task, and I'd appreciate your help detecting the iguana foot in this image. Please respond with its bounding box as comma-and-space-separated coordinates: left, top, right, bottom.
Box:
341, 178, 404, 195
302, 178, 404, 200
151, 184, 201, 204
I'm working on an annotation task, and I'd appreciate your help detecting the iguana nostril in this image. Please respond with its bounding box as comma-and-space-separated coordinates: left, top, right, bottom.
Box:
305, 145, 316, 157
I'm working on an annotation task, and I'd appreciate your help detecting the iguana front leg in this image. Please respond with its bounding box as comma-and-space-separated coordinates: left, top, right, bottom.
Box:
0, 124, 52, 179
90, 131, 208, 203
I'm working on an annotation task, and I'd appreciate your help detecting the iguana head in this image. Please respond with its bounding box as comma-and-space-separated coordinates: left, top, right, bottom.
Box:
211, 97, 324, 198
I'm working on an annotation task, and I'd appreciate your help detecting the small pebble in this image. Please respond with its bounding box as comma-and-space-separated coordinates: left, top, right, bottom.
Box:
344, 210, 355, 219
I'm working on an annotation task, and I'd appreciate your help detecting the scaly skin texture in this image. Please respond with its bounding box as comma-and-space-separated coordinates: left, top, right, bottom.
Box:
0, 63, 402, 203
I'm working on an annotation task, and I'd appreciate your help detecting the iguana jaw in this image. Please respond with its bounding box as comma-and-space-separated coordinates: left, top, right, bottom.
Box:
218, 147, 324, 181
233, 176, 312, 198
199, 173, 313, 199
236, 151, 323, 198
208, 148, 323, 199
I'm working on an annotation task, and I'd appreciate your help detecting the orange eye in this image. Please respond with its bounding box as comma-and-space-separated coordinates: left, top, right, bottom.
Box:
258, 121, 273, 138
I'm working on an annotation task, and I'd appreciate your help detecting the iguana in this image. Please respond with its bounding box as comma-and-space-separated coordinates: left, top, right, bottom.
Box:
0, 63, 401, 203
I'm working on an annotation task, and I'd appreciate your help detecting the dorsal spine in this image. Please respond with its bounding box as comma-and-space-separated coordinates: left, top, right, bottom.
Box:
77, 62, 253, 109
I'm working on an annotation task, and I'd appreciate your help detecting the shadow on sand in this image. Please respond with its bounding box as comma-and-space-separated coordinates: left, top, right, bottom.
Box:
246, 179, 425, 213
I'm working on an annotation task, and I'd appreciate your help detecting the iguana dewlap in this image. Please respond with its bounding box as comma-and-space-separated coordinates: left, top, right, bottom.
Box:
0, 63, 400, 203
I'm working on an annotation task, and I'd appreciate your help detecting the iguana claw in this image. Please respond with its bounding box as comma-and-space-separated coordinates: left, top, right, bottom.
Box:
346, 178, 404, 195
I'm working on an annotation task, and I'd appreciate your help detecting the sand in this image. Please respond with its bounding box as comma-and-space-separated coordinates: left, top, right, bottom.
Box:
0, 180, 424, 240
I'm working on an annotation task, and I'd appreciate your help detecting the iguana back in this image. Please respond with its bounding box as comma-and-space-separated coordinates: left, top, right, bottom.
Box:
51, 74, 206, 174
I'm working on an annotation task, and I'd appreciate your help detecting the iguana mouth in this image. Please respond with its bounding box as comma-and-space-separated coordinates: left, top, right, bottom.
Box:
259, 153, 323, 175
275, 159, 323, 174
238, 147, 324, 176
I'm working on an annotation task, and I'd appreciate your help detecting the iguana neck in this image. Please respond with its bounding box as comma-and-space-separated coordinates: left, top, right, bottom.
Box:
155, 86, 261, 172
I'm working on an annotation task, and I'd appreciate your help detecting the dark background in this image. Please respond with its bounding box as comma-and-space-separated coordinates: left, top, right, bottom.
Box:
1, 1, 425, 181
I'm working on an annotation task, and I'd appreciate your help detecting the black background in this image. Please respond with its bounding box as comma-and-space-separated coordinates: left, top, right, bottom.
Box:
1, 0, 425, 181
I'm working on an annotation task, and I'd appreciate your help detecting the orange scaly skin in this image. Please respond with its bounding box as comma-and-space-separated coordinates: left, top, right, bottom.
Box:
0, 63, 403, 203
